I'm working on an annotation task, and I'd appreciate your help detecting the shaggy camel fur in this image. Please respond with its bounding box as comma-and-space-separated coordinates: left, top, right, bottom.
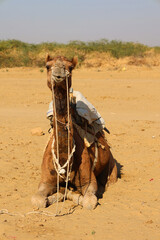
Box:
31, 55, 117, 210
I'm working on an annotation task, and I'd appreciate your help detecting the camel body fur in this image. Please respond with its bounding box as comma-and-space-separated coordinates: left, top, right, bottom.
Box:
31, 55, 117, 210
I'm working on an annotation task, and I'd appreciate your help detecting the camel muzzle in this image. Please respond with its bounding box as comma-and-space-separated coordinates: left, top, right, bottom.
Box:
51, 59, 69, 83
51, 67, 65, 82
52, 68, 70, 84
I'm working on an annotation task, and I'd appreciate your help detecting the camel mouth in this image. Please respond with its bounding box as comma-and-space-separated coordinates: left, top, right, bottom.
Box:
51, 67, 70, 84
52, 74, 66, 83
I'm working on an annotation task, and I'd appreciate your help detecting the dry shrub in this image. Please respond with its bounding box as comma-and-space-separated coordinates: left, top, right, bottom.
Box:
128, 57, 148, 66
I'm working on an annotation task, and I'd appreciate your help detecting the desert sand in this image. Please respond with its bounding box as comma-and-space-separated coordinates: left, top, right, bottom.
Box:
0, 66, 160, 240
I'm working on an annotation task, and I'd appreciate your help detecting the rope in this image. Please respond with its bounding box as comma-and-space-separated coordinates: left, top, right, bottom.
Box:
60, 72, 72, 212
51, 71, 60, 216
0, 208, 75, 218
51, 68, 74, 216
51, 137, 75, 178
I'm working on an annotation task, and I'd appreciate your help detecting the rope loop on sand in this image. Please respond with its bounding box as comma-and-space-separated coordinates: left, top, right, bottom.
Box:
0, 208, 75, 218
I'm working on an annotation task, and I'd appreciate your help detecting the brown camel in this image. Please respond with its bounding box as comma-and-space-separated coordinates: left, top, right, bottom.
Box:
31, 55, 117, 210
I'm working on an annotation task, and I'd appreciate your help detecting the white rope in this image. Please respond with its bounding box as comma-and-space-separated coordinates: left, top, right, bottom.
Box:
51, 71, 60, 216
51, 137, 76, 178
60, 72, 73, 212
0, 208, 75, 218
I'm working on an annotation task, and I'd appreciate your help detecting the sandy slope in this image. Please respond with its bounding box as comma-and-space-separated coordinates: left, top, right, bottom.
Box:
0, 66, 160, 240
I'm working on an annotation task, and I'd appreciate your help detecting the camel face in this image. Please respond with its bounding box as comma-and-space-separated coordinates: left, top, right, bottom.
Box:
51, 59, 67, 83
45, 55, 78, 90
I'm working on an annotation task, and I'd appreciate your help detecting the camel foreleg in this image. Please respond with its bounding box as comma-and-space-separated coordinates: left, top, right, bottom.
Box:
74, 147, 98, 210
31, 182, 58, 208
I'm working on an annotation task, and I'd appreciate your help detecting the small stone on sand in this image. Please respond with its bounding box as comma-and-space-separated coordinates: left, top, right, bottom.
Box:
31, 127, 44, 136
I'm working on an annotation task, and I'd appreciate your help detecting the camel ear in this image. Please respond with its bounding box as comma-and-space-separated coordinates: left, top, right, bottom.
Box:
45, 53, 52, 63
72, 56, 78, 68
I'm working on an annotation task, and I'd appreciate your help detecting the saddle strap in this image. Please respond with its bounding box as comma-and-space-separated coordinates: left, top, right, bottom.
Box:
92, 141, 98, 171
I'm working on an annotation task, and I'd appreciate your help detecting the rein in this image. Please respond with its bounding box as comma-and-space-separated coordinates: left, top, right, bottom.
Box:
51, 68, 76, 215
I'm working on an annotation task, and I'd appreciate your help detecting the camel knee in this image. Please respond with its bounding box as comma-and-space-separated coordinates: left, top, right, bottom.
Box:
38, 182, 56, 196
31, 182, 56, 208
31, 192, 49, 208
82, 181, 98, 196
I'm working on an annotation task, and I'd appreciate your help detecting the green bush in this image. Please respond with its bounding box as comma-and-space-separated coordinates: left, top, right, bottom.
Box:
154, 47, 160, 54
0, 39, 157, 68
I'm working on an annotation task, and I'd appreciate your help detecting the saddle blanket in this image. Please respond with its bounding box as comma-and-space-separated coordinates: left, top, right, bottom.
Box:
47, 90, 105, 127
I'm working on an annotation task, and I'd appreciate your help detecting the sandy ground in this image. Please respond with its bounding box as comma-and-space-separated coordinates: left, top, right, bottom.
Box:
0, 66, 160, 240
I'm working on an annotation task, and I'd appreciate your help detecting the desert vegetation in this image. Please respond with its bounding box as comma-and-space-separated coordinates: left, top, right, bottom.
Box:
0, 39, 159, 68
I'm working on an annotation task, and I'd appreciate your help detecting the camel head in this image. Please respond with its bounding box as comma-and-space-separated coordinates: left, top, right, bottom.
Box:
45, 55, 78, 91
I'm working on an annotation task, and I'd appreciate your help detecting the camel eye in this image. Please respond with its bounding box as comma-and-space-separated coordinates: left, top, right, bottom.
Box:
69, 65, 73, 71
46, 65, 50, 70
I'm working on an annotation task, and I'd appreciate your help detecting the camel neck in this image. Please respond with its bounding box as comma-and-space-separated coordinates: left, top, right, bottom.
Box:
53, 85, 69, 120
52, 85, 73, 170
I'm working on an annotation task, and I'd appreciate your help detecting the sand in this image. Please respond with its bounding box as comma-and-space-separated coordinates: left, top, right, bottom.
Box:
0, 66, 160, 240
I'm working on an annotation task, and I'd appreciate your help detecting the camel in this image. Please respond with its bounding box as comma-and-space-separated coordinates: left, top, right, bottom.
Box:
31, 55, 117, 210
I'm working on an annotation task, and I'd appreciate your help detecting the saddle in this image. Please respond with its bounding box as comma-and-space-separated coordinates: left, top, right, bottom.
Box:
47, 89, 109, 147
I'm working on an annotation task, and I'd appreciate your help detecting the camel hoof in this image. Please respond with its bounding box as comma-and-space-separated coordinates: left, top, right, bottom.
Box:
82, 194, 97, 210
31, 193, 48, 208
47, 195, 57, 205
48, 193, 64, 205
